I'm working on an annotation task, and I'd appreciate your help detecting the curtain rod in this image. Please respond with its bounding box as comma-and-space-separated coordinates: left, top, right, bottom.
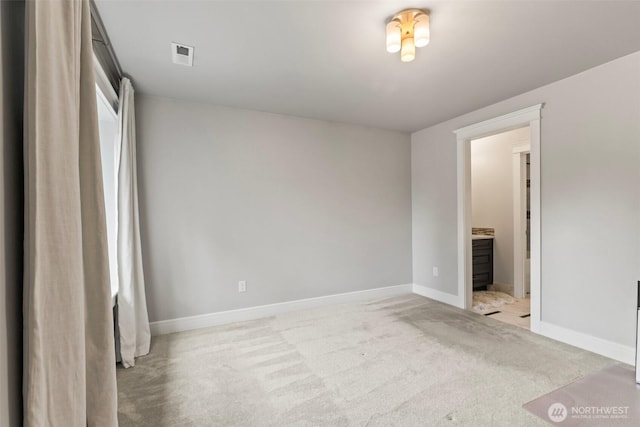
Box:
89, 0, 123, 89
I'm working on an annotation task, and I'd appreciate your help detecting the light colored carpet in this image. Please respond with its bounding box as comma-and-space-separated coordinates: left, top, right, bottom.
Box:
118, 294, 613, 426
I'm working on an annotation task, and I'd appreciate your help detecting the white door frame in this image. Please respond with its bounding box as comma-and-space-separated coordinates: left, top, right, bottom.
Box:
512, 144, 530, 299
454, 104, 542, 333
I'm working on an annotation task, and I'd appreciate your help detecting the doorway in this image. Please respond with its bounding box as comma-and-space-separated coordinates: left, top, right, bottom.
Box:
468, 127, 531, 329
454, 104, 542, 333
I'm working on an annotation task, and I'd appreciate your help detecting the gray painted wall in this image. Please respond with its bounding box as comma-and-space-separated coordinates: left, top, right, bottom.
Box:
0, 1, 24, 425
137, 95, 412, 322
412, 51, 640, 348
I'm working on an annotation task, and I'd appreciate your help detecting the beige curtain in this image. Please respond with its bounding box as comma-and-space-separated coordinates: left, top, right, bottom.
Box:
24, 0, 118, 425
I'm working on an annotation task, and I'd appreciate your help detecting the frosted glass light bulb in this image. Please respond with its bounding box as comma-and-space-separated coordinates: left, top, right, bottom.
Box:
414, 14, 430, 47
386, 21, 401, 53
401, 37, 415, 62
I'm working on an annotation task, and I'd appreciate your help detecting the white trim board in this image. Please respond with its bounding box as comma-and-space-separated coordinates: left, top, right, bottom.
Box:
150, 284, 413, 336
413, 283, 633, 365
412, 284, 462, 308
93, 54, 119, 111
150, 282, 633, 365
538, 321, 635, 366
453, 104, 543, 140
453, 104, 543, 333
512, 148, 528, 299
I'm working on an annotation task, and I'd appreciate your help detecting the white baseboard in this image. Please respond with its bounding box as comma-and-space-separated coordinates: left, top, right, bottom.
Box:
150, 284, 413, 336
412, 283, 463, 308
150, 282, 635, 367
411, 284, 635, 366
488, 282, 513, 291
538, 321, 635, 366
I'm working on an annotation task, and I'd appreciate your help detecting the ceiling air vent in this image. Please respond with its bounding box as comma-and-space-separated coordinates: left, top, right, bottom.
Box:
171, 42, 194, 67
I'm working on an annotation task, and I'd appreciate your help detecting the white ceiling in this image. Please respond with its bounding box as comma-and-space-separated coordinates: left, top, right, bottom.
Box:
95, 0, 640, 133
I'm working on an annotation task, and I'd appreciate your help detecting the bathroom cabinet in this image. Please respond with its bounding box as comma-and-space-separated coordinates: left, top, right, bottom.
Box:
472, 238, 493, 291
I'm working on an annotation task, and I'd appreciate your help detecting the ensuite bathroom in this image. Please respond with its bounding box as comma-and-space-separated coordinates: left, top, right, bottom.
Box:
470, 127, 531, 329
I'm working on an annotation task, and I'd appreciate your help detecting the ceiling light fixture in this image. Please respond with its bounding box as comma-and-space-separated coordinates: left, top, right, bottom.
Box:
386, 9, 430, 62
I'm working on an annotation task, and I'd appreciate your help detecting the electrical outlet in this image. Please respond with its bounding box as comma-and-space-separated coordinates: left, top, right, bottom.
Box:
433, 267, 439, 277
238, 281, 246, 293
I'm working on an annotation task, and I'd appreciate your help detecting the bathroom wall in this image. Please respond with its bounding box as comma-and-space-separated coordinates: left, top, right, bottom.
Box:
471, 127, 529, 291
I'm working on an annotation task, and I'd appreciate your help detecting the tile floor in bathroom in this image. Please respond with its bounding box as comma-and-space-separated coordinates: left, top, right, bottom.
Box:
472, 290, 531, 329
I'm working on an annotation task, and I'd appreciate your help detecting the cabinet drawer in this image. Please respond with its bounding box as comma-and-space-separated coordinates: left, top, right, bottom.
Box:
473, 272, 491, 283
473, 250, 492, 263
472, 262, 491, 274
472, 238, 493, 249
